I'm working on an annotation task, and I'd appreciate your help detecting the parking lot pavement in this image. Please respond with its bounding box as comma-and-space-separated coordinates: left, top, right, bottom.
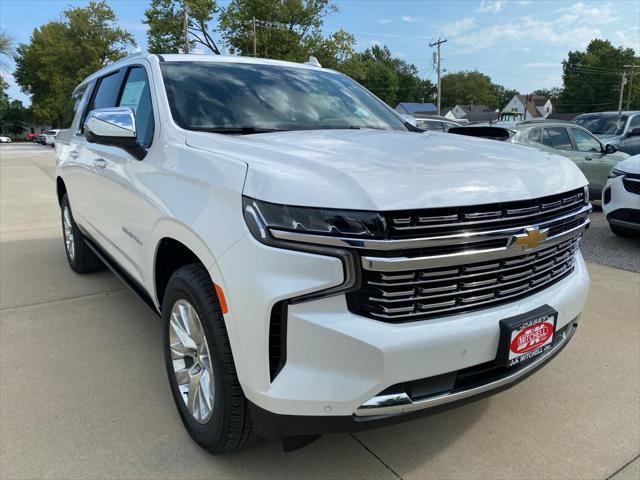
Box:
581, 205, 640, 273
1, 144, 639, 479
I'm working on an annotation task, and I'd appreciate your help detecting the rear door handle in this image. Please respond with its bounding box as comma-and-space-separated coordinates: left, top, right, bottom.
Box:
93, 158, 107, 169
69, 150, 80, 159
584, 156, 592, 161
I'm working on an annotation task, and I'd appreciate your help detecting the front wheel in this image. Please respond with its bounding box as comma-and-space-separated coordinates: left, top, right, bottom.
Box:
162, 264, 255, 454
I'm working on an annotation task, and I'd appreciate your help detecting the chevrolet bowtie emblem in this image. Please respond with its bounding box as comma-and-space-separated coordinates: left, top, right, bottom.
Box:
512, 227, 549, 250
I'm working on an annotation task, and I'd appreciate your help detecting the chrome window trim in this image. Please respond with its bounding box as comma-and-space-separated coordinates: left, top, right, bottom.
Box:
354, 320, 577, 417
268, 204, 591, 252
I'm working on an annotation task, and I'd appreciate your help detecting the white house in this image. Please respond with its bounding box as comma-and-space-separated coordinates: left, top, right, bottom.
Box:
502, 95, 553, 119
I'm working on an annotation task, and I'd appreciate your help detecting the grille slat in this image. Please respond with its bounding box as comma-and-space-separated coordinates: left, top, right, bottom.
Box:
386, 188, 585, 236
622, 177, 640, 195
351, 238, 580, 322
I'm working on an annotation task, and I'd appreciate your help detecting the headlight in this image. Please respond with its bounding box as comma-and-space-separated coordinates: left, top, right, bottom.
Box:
242, 196, 375, 302
242, 196, 386, 243
608, 168, 625, 179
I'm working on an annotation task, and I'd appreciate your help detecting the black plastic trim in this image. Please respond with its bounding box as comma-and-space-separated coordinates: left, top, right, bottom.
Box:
82, 234, 160, 317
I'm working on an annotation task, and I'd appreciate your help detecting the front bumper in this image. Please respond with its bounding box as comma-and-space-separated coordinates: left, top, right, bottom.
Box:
215, 228, 589, 422
602, 175, 640, 231
248, 317, 578, 439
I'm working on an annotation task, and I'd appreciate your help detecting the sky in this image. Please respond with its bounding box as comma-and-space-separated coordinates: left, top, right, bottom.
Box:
1, 0, 639, 105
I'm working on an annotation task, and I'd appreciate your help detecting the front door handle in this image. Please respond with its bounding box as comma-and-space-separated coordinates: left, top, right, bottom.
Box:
93, 158, 107, 169
69, 150, 80, 159
584, 156, 592, 161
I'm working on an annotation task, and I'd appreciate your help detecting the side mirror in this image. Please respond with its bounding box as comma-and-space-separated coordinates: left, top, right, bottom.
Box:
84, 107, 146, 160
605, 144, 618, 154
628, 127, 640, 137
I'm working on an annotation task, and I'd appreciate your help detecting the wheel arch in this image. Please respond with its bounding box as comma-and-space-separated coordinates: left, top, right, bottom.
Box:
151, 219, 219, 308
56, 177, 67, 205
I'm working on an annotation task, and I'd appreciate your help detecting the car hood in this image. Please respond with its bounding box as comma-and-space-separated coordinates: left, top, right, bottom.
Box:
615, 154, 640, 174
186, 129, 587, 210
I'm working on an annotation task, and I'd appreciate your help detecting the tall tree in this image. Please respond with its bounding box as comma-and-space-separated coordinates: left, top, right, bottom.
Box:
342, 45, 433, 106
14, 1, 135, 127
218, 0, 337, 61
441, 70, 500, 109
0, 99, 28, 136
144, 0, 220, 54
557, 39, 639, 113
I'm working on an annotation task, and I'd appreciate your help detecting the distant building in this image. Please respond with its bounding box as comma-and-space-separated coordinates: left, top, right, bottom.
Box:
502, 95, 553, 119
443, 104, 499, 123
394, 102, 438, 118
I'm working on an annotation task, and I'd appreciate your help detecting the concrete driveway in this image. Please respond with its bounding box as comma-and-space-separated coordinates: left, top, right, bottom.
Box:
1, 144, 638, 480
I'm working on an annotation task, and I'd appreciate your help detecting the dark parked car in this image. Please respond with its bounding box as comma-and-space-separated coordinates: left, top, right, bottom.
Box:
573, 111, 640, 156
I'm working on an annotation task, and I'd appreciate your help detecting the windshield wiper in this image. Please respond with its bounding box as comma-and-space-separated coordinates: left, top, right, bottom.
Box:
192, 127, 290, 135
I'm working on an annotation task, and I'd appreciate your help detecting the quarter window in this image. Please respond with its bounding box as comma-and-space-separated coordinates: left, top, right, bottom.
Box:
571, 128, 601, 152
118, 67, 155, 148
543, 127, 573, 150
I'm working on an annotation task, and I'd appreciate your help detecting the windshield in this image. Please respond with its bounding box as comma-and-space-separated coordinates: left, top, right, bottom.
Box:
160, 62, 407, 133
575, 115, 628, 136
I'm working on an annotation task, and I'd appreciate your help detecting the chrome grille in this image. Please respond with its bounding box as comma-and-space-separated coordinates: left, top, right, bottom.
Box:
386, 188, 586, 237
347, 237, 580, 322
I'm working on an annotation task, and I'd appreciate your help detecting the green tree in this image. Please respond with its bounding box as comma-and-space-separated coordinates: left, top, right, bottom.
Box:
144, 0, 220, 54
14, 1, 135, 127
441, 70, 500, 109
557, 39, 639, 113
337, 45, 433, 106
219, 0, 337, 61
0, 99, 28, 136
493, 84, 519, 109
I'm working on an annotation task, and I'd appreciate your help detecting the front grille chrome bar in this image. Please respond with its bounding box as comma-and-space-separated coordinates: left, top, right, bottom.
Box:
361, 217, 589, 272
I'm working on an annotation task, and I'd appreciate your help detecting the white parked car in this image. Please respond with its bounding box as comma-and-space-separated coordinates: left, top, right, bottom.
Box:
55, 53, 591, 453
0, 136, 11, 143
602, 155, 640, 237
44, 129, 60, 147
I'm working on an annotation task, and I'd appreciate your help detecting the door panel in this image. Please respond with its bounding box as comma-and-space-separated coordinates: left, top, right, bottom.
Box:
85, 66, 157, 284
569, 127, 612, 195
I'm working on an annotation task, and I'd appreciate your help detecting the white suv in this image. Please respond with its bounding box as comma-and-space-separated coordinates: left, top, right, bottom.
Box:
55, 53, 591, 453
602, 155, 640, 236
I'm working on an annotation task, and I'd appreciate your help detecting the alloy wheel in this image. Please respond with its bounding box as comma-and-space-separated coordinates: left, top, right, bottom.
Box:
63, 207, 75, 260
169, 299, 215, 424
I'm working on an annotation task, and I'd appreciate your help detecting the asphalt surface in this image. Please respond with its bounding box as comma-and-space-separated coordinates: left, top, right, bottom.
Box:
1, 143, 639, 480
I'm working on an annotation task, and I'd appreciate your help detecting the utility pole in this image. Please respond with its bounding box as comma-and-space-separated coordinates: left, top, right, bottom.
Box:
618, 71, 627, 113
252, 17, 257, 57
429, 38, 447, 116
183, 7, 190, 54
624, 64, 637, 111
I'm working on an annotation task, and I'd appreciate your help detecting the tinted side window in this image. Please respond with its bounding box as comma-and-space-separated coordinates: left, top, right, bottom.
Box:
630, 115, 640, 129
118, 67, 155, 148
545, 127, 573, 150
90, 72, 121, 111
571, 128, 601, 152
70, 85, 88, 130
528, 128, 542, 143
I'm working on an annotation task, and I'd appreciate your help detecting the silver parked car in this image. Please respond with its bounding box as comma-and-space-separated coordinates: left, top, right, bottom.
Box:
450, 120, 630, 198
573, 111, 640, 156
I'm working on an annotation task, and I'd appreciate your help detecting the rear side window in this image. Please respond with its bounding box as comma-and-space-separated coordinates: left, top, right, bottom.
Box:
630, 115, 640, 129
118, 67, 155, 148
544, 127, 573, 150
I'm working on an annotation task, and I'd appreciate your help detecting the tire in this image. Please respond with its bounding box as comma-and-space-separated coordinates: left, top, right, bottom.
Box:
609, 223, 638, 238
60, 194, 103, 273
162, 264, 255, 454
